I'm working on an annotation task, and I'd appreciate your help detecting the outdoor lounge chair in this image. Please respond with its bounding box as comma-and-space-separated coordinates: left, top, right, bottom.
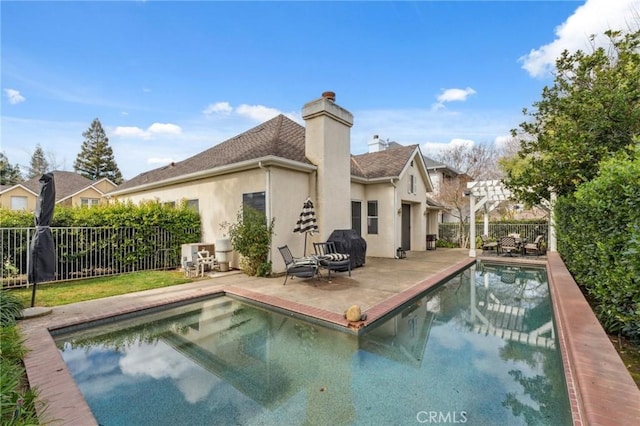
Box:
278, 245, 319, 285
313, 241, 351, 283
498, 236, 518, 256
524, 235, 544, 256
481, 234, 498, 254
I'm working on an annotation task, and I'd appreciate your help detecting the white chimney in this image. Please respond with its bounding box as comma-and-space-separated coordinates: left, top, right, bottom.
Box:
368, 134, 388, 153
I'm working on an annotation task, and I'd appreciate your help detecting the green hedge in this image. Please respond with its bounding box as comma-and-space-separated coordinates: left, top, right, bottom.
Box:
1, 200, 202, 278
556, 146, 640, 342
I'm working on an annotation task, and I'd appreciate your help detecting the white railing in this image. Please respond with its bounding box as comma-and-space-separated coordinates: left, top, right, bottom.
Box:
1, 227, 200, 289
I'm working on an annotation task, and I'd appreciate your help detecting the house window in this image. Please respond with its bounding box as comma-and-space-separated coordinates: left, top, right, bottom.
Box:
408, 174, 416, 194
243, 192, 266, 215
10, 196, 28, 210
163, 201, 176, 208
81, 198, 100, 207
351, 201, 362, 236
367, 201, 378, 234
186, 199, 199, 211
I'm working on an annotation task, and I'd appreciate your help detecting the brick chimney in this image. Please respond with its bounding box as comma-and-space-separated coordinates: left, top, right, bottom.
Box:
302, 92, 354, 240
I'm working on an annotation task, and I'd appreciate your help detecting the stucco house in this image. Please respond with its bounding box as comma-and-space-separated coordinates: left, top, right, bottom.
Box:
0, 170, 117, 211
109, 92, 438, 273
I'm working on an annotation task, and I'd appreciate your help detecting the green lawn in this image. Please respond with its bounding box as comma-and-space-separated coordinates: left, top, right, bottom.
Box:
12, 270, 195, 307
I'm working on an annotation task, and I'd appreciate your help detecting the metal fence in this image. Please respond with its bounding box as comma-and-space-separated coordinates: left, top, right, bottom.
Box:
1, 226, 200, 289
438, 221, 548, 248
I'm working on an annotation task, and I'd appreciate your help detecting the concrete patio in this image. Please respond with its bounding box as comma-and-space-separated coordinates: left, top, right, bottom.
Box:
17, 248, 640, 425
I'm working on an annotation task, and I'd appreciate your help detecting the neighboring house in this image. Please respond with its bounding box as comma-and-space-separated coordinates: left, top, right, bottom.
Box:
0, 171, 117, 211
422, 155, 471, 223
109, 92, 439, 273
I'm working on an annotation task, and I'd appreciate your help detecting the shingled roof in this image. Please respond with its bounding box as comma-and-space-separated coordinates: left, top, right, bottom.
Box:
115, 113, 425, 194
117, 114, 308, 191
22, 171, 97, 202
351, 144, 419, 179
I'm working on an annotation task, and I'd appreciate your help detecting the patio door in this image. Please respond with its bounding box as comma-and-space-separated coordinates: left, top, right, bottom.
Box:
401, 203, 411, 250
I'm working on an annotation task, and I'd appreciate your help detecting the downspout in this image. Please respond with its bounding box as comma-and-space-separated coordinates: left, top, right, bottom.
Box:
391, 178, 397, 257
258, 161, 272, 262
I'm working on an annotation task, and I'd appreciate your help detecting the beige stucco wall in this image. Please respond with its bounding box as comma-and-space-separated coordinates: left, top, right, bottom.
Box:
268, 166, 315, 272
94, 180, 117, 194
0, 187, 37, 211
70, 187, 109, 207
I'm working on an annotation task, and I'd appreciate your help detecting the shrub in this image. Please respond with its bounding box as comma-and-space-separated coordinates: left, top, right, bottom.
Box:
0, 289, 24, 326
0, 326, 41, 425
556, 145, 640, 342
225, 207, 275, 277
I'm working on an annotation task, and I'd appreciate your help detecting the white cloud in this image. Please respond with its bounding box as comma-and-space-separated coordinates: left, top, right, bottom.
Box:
148, 122, 182, 135
202, 100, 299, 123
421, 138, 475, 157
235, 104, 282, 122
433, 87, 476, 110
113, 122, 182, 140
4, 88, 26, 104
521, 0, 640, 77
202, 102, 233, 115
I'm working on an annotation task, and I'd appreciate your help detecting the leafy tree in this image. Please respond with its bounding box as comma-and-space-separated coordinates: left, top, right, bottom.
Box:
504, 29, 640, 206
74, 118, 123, 184
27, 144, 50, 178
0, 152, 23, 185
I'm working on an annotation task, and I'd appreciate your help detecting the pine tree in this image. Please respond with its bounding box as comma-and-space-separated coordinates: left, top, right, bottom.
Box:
74, 118, 123, 184
0, 151, 23, 185
27, 144, 50, 178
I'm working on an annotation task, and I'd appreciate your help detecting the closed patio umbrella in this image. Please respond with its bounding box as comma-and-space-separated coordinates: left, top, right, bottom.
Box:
28, 173, 56, 307
293, 197, 318, 256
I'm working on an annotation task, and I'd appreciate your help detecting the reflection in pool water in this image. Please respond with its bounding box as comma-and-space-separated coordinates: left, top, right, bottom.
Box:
54, 262, 572, 425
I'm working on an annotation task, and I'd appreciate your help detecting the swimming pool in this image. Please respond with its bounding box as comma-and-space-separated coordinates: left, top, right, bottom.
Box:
53, 262, 572, 425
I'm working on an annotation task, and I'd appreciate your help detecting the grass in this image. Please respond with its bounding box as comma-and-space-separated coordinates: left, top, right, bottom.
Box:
11, 270, 194, 307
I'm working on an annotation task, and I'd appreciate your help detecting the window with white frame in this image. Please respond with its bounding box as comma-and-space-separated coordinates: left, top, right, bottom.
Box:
10, 196, 28, 210
81, 198, 100, 207
367, 200, 378, 234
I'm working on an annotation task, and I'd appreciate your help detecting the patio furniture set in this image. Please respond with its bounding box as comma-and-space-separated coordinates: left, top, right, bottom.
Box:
278, 241, 351, 285
481, 234, 545, 257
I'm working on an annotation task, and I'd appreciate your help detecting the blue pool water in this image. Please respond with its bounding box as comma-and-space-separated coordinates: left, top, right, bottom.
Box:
54, 262, 572, 425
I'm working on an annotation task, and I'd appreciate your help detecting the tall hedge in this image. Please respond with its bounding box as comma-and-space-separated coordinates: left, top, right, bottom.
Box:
555, 146, 640, 342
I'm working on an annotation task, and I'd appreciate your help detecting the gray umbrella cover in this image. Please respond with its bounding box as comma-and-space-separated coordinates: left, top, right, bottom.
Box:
28, 173, 56, 284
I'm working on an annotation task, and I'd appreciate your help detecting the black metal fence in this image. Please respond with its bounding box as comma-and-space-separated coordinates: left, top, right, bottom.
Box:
1, 226, 200, 288
438, 221, 549, 248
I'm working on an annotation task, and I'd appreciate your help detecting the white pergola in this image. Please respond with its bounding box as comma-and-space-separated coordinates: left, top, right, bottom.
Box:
466, 180, 557, 257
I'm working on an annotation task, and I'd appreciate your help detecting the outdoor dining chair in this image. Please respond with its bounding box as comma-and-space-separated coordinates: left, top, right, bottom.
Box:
313, 241, 351, 283
278, 245, 319, 285
481, 234, 499, 254
498, 236, 518, 256
524, 235, 544, 256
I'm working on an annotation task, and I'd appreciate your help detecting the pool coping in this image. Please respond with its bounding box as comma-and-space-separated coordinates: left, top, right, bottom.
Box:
18, 254, 640, 425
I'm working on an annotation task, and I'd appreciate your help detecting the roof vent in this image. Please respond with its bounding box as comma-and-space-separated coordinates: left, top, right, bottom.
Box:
321, 91, 336, 102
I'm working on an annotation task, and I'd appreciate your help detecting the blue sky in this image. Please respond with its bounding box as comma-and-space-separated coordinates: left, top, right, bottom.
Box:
2, 0, 639, 180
